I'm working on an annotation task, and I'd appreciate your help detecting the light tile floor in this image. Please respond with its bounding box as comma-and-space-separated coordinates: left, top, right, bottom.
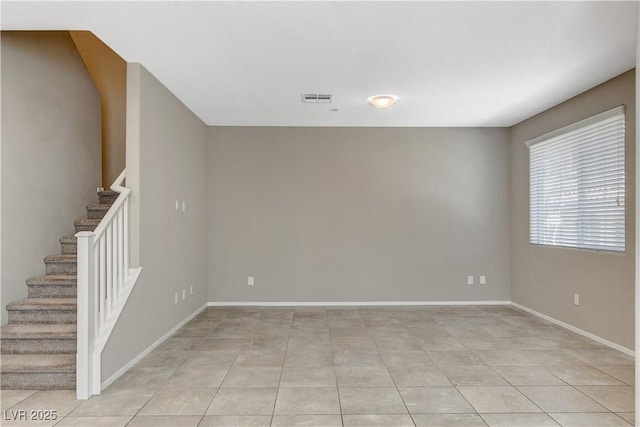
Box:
1, 305, 635, 426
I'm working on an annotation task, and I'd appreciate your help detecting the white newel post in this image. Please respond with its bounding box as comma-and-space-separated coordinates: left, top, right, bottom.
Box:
76, 231, 96, 399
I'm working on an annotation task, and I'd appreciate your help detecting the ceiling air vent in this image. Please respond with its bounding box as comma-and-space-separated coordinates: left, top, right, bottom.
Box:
301, 93, 333, 103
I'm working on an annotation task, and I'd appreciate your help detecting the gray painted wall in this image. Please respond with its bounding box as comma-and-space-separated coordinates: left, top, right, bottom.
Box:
101, 64, 209, 380
1, 31, 101, 325
207, 127, 511, 303
510, 69, 635, 350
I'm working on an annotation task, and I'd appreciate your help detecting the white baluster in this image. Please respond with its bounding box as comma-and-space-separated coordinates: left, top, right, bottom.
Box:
106, 224, 113, 317
99, 236, 106, 329
117, 208, 124, 295
114, 210, 119, 298
124, 197, 129, 275
93, 241, 100, 342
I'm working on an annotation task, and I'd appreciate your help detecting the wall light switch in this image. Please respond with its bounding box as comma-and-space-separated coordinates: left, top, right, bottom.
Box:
190, 285, 194, 295
479, 275, 486, 285
182, 201, 186, 212
182, 289, 186, 300
174, 292, 179, 304
175, 200, 179, 211
467, 276, 474, 285
574, 293, 580, 306
248, 276, 254, 286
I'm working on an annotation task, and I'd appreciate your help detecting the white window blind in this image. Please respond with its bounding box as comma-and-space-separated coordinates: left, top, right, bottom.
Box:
527, 105, 625, 253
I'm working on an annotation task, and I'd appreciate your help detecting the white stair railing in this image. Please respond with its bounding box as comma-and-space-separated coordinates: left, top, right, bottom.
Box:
76, 169, 142, 399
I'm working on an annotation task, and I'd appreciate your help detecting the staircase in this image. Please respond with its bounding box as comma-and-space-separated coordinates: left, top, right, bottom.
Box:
0, 190, 118, 390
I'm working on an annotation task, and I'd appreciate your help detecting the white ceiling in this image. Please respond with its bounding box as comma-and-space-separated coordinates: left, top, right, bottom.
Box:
2, 1, 637, 127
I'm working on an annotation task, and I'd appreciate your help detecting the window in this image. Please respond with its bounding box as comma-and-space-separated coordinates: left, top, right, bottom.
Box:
527, 106, 625, 253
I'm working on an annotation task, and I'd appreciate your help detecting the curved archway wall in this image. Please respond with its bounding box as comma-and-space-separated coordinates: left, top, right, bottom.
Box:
70, 31, 126, 187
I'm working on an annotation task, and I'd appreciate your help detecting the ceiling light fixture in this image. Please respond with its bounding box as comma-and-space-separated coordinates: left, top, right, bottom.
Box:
367, 94, 398, 109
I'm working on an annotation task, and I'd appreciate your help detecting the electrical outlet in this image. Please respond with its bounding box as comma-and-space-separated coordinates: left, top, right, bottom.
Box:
174, 292, 179, 304
467, 276, 474, 285
479, 275, 486, 285
182, 289, 186, 300
190, 285, 194, 295
248, 276, 254, 286
574, 293, 580, 306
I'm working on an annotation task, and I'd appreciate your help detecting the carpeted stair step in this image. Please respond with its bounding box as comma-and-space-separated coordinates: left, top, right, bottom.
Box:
27, 275, 76, 298
74, 219, 101, 233
0, 324, 76, 354
0, 189, 112, 391
44, 254, 76, 275
7, 298, 77, 324
60, 236, 77, 254
86, 203, 111, 220
98, 190, 119, 204
0, 354, 75, 389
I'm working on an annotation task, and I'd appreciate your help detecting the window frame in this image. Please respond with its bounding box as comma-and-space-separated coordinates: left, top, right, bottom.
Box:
526, 105, 626, 254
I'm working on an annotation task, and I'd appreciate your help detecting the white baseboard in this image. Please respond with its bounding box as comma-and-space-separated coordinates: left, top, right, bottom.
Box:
511, 302, 635, 357
207, 300, 512, 307
100, 303, 208, 390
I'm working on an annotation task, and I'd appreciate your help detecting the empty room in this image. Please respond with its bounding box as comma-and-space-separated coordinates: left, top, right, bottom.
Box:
0, 1, 638, 427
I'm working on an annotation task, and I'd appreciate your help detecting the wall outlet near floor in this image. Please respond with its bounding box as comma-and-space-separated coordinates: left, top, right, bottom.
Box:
479, 275, 486, 285
574, 293, 580, 306
174, 292, 179, 304
467, 276, 474, 285
248, 276, 254, 286
190, 284, 194, 295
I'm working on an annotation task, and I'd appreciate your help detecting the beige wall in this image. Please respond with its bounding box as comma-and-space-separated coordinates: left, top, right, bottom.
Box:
70, 31, 127, 187
510, 69, 635, 351
1, 31, 102, 325
207, 127, 511, 303
101, 64, 209, 381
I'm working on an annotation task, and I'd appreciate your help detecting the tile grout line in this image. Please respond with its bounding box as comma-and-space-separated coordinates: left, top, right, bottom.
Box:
195, 309, 233, 426
378, 308, 418, 427
437, 307, 553, 425
434, 310, 488, 424
193, 311, 225, 427
325, 307, 345, 427
269, 309, 293, 427
164, 311, 222, 426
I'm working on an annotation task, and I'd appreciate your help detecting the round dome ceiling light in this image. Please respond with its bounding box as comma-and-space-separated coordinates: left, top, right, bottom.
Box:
367, 94, 398, 109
